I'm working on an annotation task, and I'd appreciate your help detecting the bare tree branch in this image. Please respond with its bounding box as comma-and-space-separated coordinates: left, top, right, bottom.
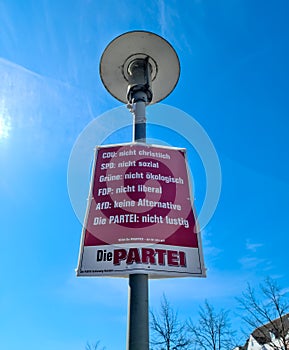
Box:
237, 277, 289, 350
150, 294, 191, 350
187, 300, 236, 350
85, 341, 105, 350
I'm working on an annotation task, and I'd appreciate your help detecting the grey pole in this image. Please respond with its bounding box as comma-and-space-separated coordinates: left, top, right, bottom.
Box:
127, 274, 149, 350
126, 63, 151, 350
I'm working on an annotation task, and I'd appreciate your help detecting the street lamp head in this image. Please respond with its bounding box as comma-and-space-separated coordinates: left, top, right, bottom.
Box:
99, 30, 180, 104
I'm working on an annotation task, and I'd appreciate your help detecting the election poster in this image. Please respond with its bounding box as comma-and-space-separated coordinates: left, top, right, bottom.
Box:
76, 142, 206, 278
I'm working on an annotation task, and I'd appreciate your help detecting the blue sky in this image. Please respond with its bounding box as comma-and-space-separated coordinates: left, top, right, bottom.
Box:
1, 0, 289, 349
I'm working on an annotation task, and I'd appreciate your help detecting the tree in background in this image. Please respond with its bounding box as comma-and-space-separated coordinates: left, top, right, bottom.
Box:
187, 300, 236, 350
237, 277, 289, 350
150, 294, 191, 350
85, 341, 105, 350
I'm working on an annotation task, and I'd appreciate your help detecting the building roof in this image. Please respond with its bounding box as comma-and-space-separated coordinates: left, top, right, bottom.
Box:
251, 314, 289, 345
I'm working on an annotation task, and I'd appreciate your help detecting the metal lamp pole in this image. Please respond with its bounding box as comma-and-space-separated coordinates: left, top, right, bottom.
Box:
127, 274, 149, 350
126, 59, 152, 350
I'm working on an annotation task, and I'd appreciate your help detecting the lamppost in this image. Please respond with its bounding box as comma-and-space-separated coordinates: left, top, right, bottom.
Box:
100, 31, 180, 350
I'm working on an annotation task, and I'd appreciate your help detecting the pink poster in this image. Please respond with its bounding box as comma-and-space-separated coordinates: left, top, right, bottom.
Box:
77, 143, 205, 278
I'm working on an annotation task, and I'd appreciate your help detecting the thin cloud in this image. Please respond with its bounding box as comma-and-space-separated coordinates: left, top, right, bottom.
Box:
156, 0, 204, 55
239, 256, 266, 269
246, 240, 263, 252
156, 0, 181, 39
201, 228, 222, 266
157, 0, 166, 36
238, 255, 273, 272
238, 239, 273, 271
56, 272, 128, 306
